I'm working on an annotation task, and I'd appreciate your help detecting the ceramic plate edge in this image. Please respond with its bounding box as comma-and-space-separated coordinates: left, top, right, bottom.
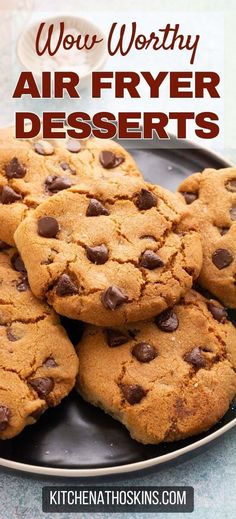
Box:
0, 418, 235, 477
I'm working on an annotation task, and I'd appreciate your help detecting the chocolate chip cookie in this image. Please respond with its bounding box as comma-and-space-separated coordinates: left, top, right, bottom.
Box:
0, 127, 141, 245
15, 176, 202, 326
0, 246, 79, 439
178, 167, 236, 307
76, 290, 236, 444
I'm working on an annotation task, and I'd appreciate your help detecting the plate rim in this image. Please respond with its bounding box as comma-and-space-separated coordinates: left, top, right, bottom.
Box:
0, 138, 235, 477
0, 419, 235, 477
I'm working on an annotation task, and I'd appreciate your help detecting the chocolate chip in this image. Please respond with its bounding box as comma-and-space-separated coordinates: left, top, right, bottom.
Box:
155, 309, 179, 332
29, 377, 54, 398
5, 157, 26, 179
120, 384, 146, 405
86, 244, 109, 264
66, 139, 81, 153
60, 161, 69, 170
99, 150, 124, 169
45, 175, 73, 193
0, 405, 11, 431
140, 235, 157, 241
212, 248, 233, 269
182, 192, 198, 204
11, 253, 26, 273
184, 347, 206, 368
38, 216, 59, 238
139, 250, 164, 269
220, 227, 229, 236
0, 240, 10, 251
101, 286, 128, 310
106, 328, 130, 347
60, 162, 76, 175
226, 179, 236, 192
44, 357, 58, 368
34, 140, 54, 156
6, 328, 19, 341
207, 301, 227, 323
16, 277, 28, 292
135, 189, 157, 210
132, 342, 157, 363
86, 199, 109, 216
230, 206, 236, 221
56, 274, 79, 296
1, 186, 22, 204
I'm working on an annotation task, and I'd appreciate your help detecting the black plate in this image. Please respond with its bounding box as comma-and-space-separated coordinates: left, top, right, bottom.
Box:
0, 138, 235, 476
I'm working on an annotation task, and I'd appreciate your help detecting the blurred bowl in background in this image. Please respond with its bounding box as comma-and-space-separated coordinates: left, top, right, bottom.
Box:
17, 15, 108, 89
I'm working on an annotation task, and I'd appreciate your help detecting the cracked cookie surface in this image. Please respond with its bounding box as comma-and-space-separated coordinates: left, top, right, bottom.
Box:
15, 176, 202, 326
0, 246, 79, 439
0, 127, 141, 245
178, 167, 236, 307
76, 290, 236, 444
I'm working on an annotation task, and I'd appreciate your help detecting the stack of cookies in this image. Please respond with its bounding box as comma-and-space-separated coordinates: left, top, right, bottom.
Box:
0, 127, 236, 445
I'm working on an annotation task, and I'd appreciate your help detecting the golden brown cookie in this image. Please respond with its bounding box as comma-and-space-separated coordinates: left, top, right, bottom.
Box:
0, 127, 141, 245
15, 176, 202, 326
0, 244, 79, 439
76, 290, 236, 444
178, 167, 236, 307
